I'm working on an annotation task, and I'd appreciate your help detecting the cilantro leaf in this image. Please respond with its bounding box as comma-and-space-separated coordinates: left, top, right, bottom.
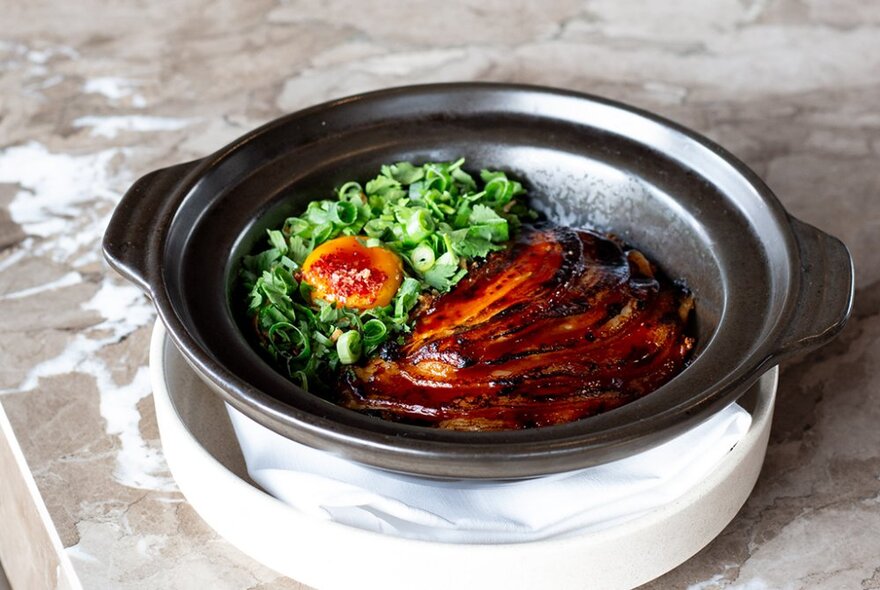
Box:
384, 162, 425, 185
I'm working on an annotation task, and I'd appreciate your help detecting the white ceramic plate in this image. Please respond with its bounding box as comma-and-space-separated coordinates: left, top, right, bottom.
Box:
150, 320, 776, 590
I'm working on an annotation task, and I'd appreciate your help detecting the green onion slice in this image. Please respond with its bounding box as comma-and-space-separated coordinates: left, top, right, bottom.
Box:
268, 322, 310, 361
337, 181, 363, 202
404, 208, 434, 244
330, 201, 358, 225
336, 330, 362, 365
411, 242, 436, 273
362, 319, 388, 348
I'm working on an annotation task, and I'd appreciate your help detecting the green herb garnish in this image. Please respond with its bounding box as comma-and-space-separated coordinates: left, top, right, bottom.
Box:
240, 158, 536, 391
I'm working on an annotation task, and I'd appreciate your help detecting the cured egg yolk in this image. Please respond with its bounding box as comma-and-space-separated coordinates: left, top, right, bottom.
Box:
302, 236, 403, 310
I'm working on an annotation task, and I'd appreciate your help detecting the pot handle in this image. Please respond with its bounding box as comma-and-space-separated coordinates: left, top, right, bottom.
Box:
102, 160, 202, 294
773, 216, 854, 360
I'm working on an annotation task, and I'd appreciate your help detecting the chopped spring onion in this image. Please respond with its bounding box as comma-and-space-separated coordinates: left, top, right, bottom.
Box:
336, 330, 362, 365
411, 242, 436, 273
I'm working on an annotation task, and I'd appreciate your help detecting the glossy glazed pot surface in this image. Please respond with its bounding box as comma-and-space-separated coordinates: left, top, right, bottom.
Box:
104, 83, 853, 479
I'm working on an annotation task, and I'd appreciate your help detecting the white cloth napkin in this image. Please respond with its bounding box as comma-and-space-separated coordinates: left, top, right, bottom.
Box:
227, 403, 751, 544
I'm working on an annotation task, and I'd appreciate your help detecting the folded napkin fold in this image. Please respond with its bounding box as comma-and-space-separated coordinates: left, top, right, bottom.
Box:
227, 403, 751, 544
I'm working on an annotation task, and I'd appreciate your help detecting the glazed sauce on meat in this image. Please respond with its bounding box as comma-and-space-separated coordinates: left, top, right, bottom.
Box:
339, 225, 695, 431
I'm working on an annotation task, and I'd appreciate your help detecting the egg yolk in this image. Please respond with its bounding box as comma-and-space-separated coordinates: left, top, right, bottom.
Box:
301, 236, 403, 310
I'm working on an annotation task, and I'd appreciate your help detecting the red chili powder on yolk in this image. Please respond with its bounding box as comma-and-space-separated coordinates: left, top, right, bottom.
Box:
307, 249, 388, 304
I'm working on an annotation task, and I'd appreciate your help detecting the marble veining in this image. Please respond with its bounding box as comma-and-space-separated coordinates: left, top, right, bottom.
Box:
0, 1, 878, 588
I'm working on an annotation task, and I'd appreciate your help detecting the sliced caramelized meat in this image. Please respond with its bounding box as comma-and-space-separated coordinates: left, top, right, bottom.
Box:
339, 225, 695, 430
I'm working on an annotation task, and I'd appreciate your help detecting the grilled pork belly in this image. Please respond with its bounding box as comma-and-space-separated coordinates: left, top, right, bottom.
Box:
340, 225, 695, 430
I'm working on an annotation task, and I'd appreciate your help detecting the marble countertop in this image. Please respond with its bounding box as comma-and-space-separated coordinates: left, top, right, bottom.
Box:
1, 1, 878, 588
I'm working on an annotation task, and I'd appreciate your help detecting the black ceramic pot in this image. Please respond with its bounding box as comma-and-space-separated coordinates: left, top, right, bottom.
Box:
104, 83, 853, 479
